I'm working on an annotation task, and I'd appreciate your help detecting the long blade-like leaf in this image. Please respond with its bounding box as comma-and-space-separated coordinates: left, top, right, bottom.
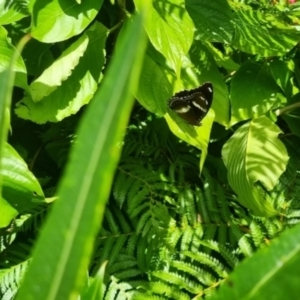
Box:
16, 13, 147, 300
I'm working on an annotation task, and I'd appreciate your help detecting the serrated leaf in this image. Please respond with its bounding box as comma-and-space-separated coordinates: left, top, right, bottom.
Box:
31, 0, 103, 43
222, 116, 289, 216
230, 61, 280, 126
15, 22, 108, 123
186, 0, 234, 43
29, 34, 89, 101
134, 0, 194, 75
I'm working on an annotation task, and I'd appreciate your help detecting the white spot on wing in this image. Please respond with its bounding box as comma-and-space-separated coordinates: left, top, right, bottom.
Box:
174, 105, 191, 113
192, 101, 202, 109
192, 101, 207, 113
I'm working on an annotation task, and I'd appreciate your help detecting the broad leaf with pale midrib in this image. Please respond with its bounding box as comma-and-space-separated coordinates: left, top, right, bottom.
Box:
222, 116, 289, 216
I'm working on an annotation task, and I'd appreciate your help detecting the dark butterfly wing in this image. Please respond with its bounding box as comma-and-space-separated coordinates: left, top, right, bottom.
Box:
168, 82, 213, 126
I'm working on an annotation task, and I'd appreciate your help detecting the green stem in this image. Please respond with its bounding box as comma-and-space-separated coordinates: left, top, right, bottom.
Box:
276, 101, 300, 116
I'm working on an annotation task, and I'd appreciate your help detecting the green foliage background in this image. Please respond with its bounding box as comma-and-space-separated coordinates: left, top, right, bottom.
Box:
1, 0, 300, 299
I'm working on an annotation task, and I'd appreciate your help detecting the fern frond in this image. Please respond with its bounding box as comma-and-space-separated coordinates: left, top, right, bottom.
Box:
171, 260, 217, 286
152, 270, 203, 294
249, 219, 267, 247
237, 235, 255, 257
183, 251, 228, 278
0, 260, 29, 299
134, 281, 190, 300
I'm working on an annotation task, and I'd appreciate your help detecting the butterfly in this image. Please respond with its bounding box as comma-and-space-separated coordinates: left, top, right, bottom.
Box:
168, 82, 213, 126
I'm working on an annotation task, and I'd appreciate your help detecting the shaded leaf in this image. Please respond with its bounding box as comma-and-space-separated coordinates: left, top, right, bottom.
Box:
230, 61, 280, 126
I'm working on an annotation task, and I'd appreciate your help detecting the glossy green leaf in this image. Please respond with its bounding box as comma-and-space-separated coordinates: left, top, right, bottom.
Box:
134, 0, 194, 76
230, 61, 280, 126
31, 0, 102, 43
186, 0, 234, 43
15, 22, 108, 123
1, 142, 44, 216
0, 197, 18, 228
0, 26, 28, 91
16, 12, 147, 300
0, 32, 30, 229
222, 116, 289, 216
0, 141, 45, 228
268, 60, 293, 97
211, 223, 300, 300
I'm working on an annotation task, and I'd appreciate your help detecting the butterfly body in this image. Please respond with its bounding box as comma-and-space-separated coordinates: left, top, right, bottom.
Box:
168, 82, 213, 126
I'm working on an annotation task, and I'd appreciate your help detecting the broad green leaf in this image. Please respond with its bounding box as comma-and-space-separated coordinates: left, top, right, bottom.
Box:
205, 42, 240, 72
230, 61, 280, 126
21, 39, 53, 77
0, 143, 45, 228
166, 110, 214, 170
16, 12, 147, 300
232, 8, 300, 56
15, 22, 108, 123
0, 1, 29, 24
135, 52, 172, 115
31, 0, 102, 43
29, 34, 89, 101
0, 197, 18, 228
1, 143, 44, 203
0, 26, 28, 91
189, 41, 229, 126
186, 0, 234, 43
134, 0, 194, 76
222, 116, 289, 216
268, 60, 293, 97
211, 223, 300, 300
